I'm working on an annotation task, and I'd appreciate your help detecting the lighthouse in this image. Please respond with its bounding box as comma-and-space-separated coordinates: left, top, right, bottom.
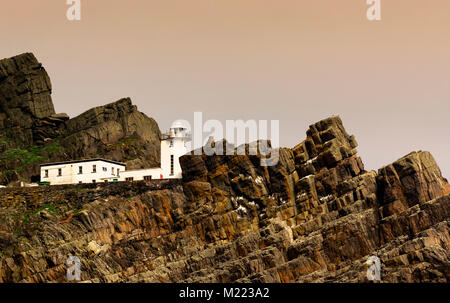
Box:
160, 121, 190, 179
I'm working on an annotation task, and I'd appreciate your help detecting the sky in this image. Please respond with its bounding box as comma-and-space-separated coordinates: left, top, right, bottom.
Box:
1, 0, 449, 178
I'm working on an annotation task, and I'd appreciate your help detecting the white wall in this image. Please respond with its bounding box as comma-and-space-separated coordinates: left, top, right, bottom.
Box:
119, 168, 163, 181
41, 160, 125, 185
161, 136, 187, 179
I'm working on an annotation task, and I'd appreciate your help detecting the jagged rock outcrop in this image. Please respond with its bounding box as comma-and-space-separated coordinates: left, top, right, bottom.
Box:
377, 151, 450, 217
0, 53, 161, 184
0, 116, 448, 283
0, 53, 55, 146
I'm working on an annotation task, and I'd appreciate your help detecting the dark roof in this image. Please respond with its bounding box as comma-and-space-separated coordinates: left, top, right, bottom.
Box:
40, 158, 126, 167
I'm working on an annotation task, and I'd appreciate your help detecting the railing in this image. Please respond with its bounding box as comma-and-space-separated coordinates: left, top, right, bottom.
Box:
161, 131, 191, 140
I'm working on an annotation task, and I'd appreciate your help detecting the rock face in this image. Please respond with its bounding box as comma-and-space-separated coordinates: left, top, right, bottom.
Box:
377, 151, 450, 217
59, 98, 161, 170
0, 116, 448, 283
0, 53, 55, 146
0, 53, 161, 184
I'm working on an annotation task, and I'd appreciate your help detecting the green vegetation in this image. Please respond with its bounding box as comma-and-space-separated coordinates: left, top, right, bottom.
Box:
109, 136, 139, 150
21, 204, 59, 225
0, 135, 10, 147
2, 202, 85, 240
0, 138, 61, 183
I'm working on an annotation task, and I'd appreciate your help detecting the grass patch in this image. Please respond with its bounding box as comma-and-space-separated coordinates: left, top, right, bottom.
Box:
0, 140, 62, 183
21, 203, 60, 225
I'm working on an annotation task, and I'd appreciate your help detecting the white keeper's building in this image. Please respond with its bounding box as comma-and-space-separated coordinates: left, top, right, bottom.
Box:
40, 158, 126, 185
40, 123, 190, 185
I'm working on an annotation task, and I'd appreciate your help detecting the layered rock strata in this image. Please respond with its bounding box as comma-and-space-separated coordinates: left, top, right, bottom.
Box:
0, 116, 448, 283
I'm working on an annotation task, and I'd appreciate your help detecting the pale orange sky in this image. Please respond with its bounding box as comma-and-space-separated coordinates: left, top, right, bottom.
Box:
1, 0, 449, 177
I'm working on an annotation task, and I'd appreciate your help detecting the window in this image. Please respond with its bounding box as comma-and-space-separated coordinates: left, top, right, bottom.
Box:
79, 166, 83, 174
169, 140, 173, 147
112, 167, 115, 175
117, 169, 120, 177
126, 177, 134, 182
44, 170, 49, 178
92, 165, 97, 173
58, 168, 62, 177
104, 180, 108, 183
170, 155, 174, 176
144, 176, 152, 181
79, 181, 82, 184
92, 180, 96, 184
103, 167, 107, 172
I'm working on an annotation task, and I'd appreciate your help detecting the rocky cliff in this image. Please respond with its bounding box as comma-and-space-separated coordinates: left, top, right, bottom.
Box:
0, 116, 448, 283
0, 53, 55, 146
0, 53, 160, 184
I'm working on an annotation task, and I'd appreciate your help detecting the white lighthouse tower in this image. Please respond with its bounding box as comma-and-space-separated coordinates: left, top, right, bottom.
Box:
160, 121, 190, 179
